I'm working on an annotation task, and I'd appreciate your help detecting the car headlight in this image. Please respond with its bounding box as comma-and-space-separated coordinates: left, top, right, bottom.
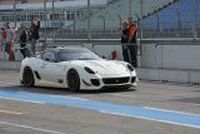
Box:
84, 67, 95, 74
127, 64, 134, 72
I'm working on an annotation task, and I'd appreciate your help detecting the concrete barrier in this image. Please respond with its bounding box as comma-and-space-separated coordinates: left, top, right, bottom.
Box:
0, 61, 21, 70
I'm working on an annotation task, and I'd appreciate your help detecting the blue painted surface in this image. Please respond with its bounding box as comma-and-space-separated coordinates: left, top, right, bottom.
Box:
143, 0, 200, 29
0, 89, 200, 128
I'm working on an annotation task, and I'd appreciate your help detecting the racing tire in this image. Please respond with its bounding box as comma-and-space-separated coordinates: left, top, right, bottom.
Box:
67, 69, 80, 92
22, 67, 35, 87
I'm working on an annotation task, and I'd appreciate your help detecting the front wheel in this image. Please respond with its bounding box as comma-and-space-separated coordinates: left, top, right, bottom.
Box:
67, 69, 80, 92
22, 67, 35, 87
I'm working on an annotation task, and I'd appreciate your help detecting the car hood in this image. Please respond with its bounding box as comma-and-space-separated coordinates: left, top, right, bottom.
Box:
64, 60, 130, 75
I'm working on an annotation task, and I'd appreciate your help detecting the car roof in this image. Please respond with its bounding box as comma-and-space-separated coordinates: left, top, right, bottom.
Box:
48, 46, 88, 51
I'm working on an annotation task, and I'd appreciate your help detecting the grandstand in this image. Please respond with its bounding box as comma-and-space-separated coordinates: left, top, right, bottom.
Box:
0, 0, 74, 4
143, 0, 200, 38
54, 0, 200, 39
0, 0, 108, 25
54, 0, 180, 38
0, 0, 199, 39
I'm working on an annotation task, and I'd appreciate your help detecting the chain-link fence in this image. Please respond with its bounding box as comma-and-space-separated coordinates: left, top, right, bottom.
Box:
142, 0, 200, 39
0, 0, 199, 40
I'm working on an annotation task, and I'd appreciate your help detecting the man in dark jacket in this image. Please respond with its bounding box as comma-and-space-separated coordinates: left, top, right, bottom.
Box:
30, 19, 40, 55
120, 21, 130, 62
19, 27, 28, 58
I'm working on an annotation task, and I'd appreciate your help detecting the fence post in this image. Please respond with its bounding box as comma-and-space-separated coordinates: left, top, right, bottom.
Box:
156, 13, 160, 36
87, 0, 91, 40
52, 0, 55, 20
73, 9, 77, 35
100, 15, 106, 32
176, 10, 181, 37
191, 0, 197, 39
52, 0, 55, 39
44, 0, 48, 42
43, 0, 48, 51
140, 0, 144, 39
13, 0, 17, 27
118, 15, 122, 28
128, 0, 132, 18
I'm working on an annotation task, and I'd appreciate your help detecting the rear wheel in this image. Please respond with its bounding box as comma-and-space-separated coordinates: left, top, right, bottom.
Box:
22, 67, 35, 87
67, 69, 80, 92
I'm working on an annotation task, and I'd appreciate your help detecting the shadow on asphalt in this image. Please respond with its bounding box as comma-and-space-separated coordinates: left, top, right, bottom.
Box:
0, 85, 136, 96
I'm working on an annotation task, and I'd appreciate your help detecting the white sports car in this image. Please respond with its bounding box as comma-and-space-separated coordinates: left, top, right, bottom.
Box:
20, 47, 137, 91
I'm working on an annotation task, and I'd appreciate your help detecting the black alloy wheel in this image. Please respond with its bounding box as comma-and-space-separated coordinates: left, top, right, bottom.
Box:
67, 69, 80, 91
23, 67, 35, 87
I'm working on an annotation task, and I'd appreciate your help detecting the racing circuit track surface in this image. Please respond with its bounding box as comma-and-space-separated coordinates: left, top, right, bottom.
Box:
0, 70, 200, 134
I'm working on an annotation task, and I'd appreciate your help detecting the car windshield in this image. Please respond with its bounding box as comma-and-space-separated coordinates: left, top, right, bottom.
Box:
58, 48, 102, 61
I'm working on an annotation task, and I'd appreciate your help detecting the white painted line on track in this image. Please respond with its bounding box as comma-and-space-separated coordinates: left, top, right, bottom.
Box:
99, 110, 200, 129
0, 81, 18, 86
0, 97, 46, 104
108, 93, 137, 98
0, 110, 24, 115
0, 121, 66, 134
143, 106, 200, 117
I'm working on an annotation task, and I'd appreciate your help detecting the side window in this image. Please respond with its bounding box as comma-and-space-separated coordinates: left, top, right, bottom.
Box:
42, 51, 56, 62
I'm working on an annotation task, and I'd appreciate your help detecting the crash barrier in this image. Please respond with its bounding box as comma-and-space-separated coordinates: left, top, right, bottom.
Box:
139, 38, 200, 84
45, 38, 200, 84
1, 38, 200, 84
0, 41, 45, 61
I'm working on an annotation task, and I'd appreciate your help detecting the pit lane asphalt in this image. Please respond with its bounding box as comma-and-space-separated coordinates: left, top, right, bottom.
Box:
0, 70, 200, 134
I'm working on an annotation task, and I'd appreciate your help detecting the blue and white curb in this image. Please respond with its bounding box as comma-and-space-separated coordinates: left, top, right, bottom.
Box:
0, 89, 199, 129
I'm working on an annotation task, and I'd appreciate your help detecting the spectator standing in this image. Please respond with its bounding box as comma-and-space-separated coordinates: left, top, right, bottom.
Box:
0, 27, 7, 61
120, 21, 130, 62
18, 26, 28, 58
5, 23, 15, 61
128, 17, 138, 67
29, 19, 40, 55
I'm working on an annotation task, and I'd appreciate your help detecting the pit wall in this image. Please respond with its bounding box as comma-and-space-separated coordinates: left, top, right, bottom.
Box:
1, 39, 200, 84
139, 39, 200, 84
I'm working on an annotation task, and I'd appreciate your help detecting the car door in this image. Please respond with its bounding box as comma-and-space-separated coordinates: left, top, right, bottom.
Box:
39, 51, 65, 84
